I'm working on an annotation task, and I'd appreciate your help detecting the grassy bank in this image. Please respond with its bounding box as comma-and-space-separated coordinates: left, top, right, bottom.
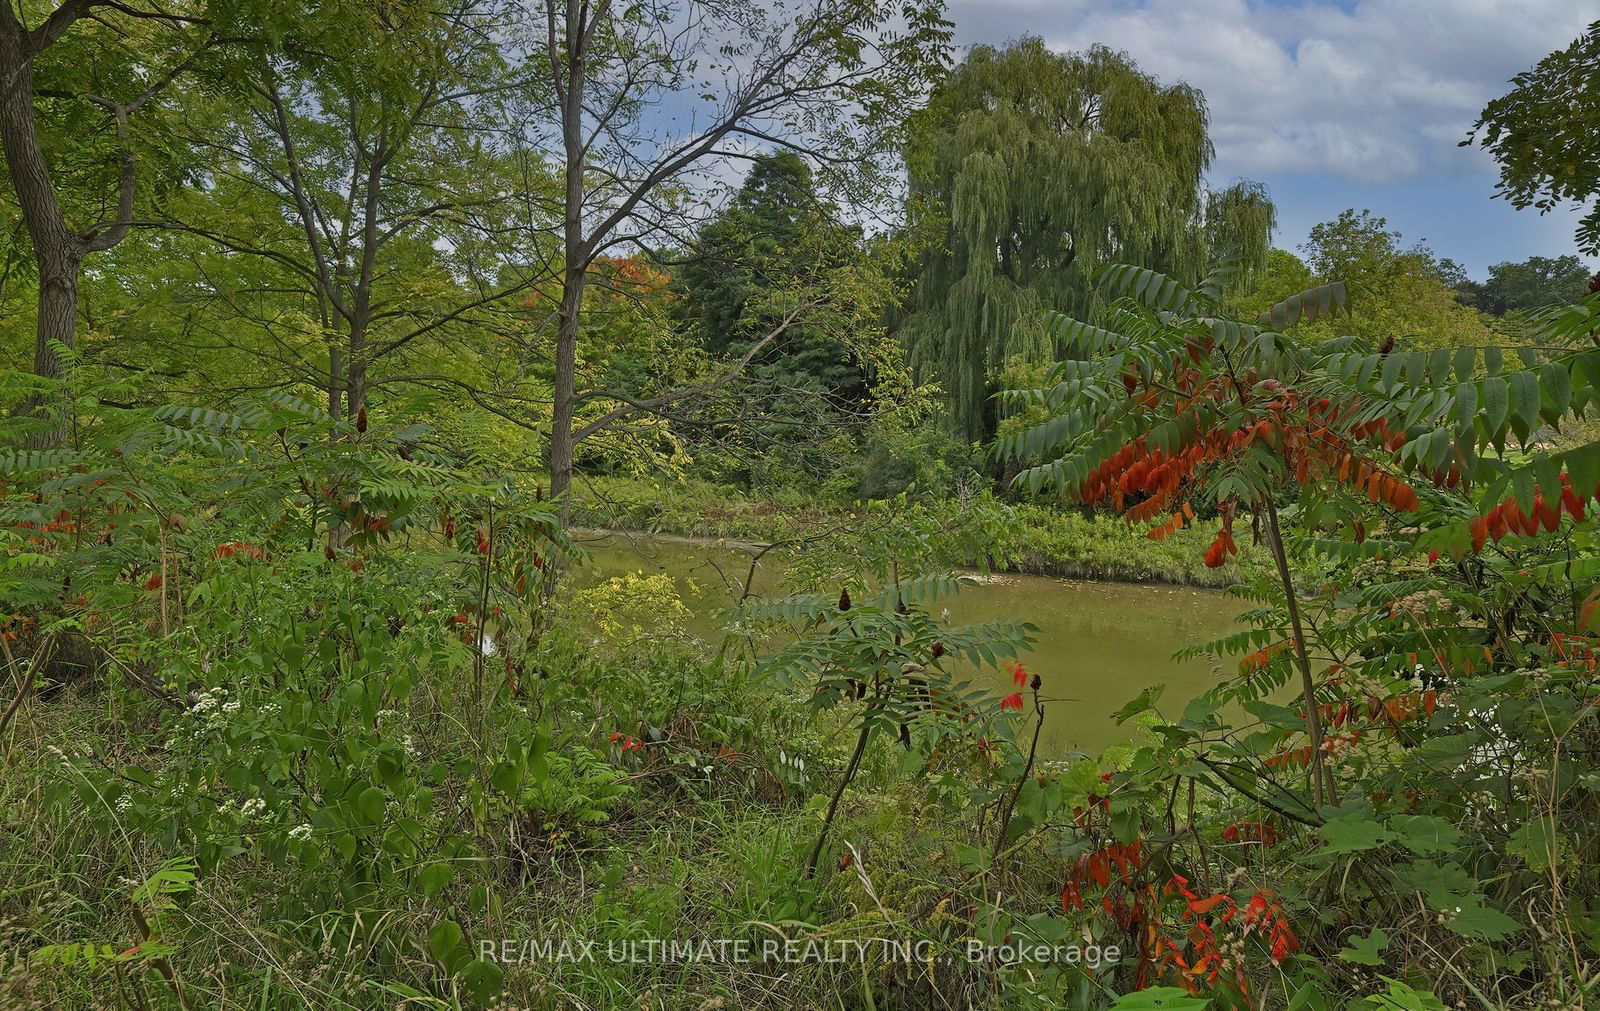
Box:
0, 572, 1105, 1011
567, 475, 1266, 588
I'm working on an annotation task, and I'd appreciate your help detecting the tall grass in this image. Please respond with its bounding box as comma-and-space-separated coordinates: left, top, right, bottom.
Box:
0, 627, 1075, 1010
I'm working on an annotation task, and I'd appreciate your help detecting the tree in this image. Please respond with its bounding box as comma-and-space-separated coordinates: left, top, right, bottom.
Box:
160, 1, 531, 423
1467, 20, 1600, 256
1299, 209, 1493, 352
0, 0, 209, 436
1455, 255, 1594, 316
678, 153, 829, 356
1300, 209, 1407, 293
1224, 247, 1316, 320
675, 152, 897, 487
900, 38, 1273, 441
521, 0, 950, 510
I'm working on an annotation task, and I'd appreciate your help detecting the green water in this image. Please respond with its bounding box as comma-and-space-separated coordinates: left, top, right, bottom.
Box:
572, 532, 1240, 755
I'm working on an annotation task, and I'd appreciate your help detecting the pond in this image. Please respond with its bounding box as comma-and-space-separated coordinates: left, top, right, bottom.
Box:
573, 532, 1242, 755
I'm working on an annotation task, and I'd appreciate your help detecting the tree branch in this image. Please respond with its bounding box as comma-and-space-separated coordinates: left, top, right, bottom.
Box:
571, 300, 811, 443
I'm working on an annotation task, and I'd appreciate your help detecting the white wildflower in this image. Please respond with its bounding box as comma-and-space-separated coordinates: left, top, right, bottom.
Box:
191, 688, 225, 715
289, 823, 313, 842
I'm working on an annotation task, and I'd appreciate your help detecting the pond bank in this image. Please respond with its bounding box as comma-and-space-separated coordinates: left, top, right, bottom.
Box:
569, 522, 1257, 591
565, 477, 1265, 588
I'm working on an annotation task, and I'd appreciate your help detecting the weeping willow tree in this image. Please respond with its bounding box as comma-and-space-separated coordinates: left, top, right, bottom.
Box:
902, 38, 1274, 439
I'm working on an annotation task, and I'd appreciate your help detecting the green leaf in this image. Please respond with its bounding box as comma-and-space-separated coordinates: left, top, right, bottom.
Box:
1507, 815, 1562, 872
1481, 376, 1508, 435
1567, 443, 1600, 496
1509, 371, 1539, 439
489, 760, 521, 794
1288, 982, 1329, 1011
1389, 815, 1461, 856
461, 958, 505, 1003
1541, 361, 1572, 422
1242, 698, 1305, 730
1320, 813, 1396, 855
355, 785, 386, 827
1337, 928, 1389, 966
1513, 467, 1535, 514
428, 920, 464, 967
1109, 987, 1211, 1011
418, 862, 454, 898
1260, 282, 1347, 330
1114, 687, 1161, 724
1452, 381, 1477, 435
1364, 978, 1449, 1011
1381, 353, 1404, 392
1444, 901, 1522, 941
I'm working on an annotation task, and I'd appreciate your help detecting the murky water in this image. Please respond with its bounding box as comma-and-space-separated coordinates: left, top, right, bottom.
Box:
572, 532, 1240, 755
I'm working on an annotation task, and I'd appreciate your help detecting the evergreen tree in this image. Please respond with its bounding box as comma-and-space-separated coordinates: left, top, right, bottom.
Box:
681, 156, 833, 349
676, 153, 891, 487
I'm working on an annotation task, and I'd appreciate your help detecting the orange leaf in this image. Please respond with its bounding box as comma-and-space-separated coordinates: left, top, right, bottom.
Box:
1188, 894, 1227, 916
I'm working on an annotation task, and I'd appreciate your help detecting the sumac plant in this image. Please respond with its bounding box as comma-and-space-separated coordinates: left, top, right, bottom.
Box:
999, 267, 1600, 1001
736, 575, 1034, 878
0, 368, 576, 1004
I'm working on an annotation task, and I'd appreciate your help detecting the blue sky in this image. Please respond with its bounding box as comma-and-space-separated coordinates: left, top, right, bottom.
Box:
943, 0, 1600, 277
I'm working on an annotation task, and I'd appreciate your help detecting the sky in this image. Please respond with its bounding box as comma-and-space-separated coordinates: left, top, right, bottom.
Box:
942, 0, 1600, 278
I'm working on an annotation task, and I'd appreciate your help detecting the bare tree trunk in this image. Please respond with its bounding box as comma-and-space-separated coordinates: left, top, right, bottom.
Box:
327, 346, 343, 420
33, 241, 80, 379
346, 320, 367, 423
547, 0, 588, 515
345, 144, 384, 424
1, 27, 78, 363
2, 7, 150, 445
0, 24, 84, 445
550, 276, 581, 509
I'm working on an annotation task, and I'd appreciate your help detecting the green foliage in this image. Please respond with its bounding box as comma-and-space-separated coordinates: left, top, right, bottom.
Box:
518, 748, 635, 837
855, 415, 979, 502
1456, 254, 1596, 316
997, 251, 1600, 1003
1297, 210, 1496, 352
1469, 19, 1600, 256
0, 364, 585, 1005
570, 570, 698, 657
673, 154, 909, 490
901, 37, 1273, 440
9, 7, 1600, 1008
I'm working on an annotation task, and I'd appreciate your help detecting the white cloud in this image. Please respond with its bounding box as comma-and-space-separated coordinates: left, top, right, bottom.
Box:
949, 0, 1600, 184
